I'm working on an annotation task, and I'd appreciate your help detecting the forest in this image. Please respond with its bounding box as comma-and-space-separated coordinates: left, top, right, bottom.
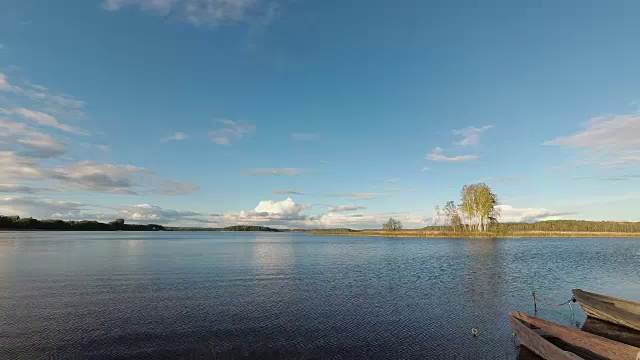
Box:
0, 216, 165, 231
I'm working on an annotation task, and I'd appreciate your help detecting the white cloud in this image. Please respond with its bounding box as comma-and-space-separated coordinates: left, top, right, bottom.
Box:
0, 118, 28, 135
222, 197, 426, 229
254, 197, 309, 215
16, 132, 66, 158
309, 212, 428, 229
224, 197, 311, 225
209, 120, 255, 145
0, 184, 55, 194
244, 168, 305, 176
328, 205, 366, 212
291, 132, 320, 141
545, 114, 640, 167
426, 147, 479, 162
0, 73, 85, 119
49, 161, 151, 195
118, 204, 204, 223
4, 108, 85, 134
496, 204, 576, 223
453, 125, 492, 146
0, 150, 198, 196
156, 179, 200, 195
160, 132, 187, 142
0, 118, 67, 158
102, 0, 272, 27
0, 196, 86, 218
0, 151, 46, 181
324, 192, 382, 200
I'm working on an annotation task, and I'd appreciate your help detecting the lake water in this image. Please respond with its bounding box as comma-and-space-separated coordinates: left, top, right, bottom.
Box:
0, 232, 639, 359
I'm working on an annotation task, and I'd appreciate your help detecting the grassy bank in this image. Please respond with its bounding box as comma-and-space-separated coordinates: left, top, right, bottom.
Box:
308, 229, 640, 238
309, 220, 640, 238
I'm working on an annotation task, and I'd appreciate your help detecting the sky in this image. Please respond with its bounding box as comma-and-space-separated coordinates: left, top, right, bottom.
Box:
1, 0, 640, 229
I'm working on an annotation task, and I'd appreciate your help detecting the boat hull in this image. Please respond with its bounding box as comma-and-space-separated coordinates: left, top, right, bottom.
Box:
510, 310, 640, 360
573, 289, 640, 332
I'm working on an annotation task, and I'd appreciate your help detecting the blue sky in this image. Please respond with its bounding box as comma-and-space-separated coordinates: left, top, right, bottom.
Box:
1, 0, 640, 228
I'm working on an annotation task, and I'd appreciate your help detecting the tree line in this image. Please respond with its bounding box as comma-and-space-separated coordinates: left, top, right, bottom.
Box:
0, 216, 165, 231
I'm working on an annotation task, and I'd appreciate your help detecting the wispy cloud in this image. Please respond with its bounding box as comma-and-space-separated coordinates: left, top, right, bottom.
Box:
0, 196, 86, 219
324, 192, 382, 200
0, 151, 46, 181
160, 132, 187, 142
291, 132, 320, 141
0, 119, 67, 158
453, 125, 492, 146
545, 114, 640, 167
156, 180, 200, 195
16, 132, 66, 158
209, 119, 255, 146
96, 145, 111, 153
0, 184, 56, 194
273, 189, 307, 195
243, 168, 305, 176
426, 147, 479, 162
102, 0, 277, 27
1, 107, 85, 134
49, 161, 151, 195
328, 205, 367, 212
421, 167, 431, 172
567, 174, 640, 181
0, 73, 85, 119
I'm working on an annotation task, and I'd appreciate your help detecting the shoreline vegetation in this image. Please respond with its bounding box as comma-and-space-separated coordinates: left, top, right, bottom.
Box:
1, 215, 640, 237
310, 221, 640, 238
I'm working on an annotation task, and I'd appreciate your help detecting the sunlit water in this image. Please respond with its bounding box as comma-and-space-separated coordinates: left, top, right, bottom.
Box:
0, 232, 638, 359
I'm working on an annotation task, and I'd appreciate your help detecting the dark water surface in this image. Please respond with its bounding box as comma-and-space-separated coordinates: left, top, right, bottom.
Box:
1, 232, 639, 359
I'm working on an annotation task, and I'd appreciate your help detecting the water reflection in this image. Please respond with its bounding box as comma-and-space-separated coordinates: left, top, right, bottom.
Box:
252, 234, 294, 276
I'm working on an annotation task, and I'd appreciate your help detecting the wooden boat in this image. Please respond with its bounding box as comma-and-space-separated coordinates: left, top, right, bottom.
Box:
582, 317, 640, 348
509, 310, 640, 359
572, 289, 640, 332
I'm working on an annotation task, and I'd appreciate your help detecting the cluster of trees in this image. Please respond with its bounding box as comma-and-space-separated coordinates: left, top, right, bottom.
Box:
383, 217, 403, 231
0, 216, 165, 231
434, 183, 499, 232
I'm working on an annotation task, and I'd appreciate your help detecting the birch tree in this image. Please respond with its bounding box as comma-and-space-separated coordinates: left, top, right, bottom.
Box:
460, 183, 499, 232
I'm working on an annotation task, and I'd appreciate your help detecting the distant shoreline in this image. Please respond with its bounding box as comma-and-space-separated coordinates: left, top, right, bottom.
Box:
308, 230, 640, 238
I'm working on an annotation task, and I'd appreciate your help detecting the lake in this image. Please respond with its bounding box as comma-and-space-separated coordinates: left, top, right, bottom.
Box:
0, 232, 639, 359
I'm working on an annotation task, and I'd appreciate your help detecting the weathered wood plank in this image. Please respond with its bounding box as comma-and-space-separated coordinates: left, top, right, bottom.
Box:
509, 313, 583, 360
513, 311, 640, 360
